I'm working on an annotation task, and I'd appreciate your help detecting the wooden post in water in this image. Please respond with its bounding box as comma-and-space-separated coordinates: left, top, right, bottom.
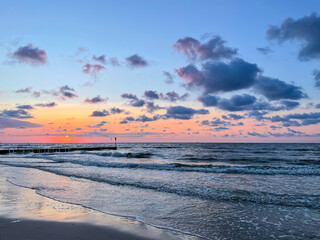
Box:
115, 137, 117, 149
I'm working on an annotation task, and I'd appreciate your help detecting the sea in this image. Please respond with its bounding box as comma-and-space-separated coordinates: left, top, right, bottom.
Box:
0, 143, 319, 239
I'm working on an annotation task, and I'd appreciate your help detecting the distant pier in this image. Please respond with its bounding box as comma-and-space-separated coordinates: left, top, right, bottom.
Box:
0, 146, 117, 155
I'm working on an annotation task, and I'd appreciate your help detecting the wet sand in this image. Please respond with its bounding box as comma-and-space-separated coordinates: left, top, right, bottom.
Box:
0, 172, 198, 240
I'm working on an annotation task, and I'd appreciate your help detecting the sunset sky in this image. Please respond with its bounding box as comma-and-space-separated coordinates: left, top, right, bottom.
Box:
1, 0, 320, 143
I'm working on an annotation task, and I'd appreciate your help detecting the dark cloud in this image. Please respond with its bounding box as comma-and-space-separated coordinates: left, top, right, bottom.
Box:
15, 87, 32, 93
163, 71, 175, 84
173, 36, 237, 61
17, 105, 34, 110
0, 117, 42, 129
254, 76, 307, 100
9, 44, 48, 65
1, 109, 33, 119
121, 93, 145, 107
92, 55, 107, 64
135, 114, 161, 122
144, 90, 159, 100
35, 102, 57, 107
313, 69, 320, 89
160, 91, 189, 102
126, 54, 148, 67
59, 85, 78, 99
256, 47, 273, 55
145, 101, 163, 113
266, 13, 320, 61
280, 100, 300, 110
164, 106, 209, 120
199, 94, 300, 112
110, 107, 125, 114
84, 95, 108, 104
200, 118, 243, 127
176, 58, 260, 94
87, 121, 108, 128
82, 64, 106, 78
247, 132, 268, 137
90, 110, 110, 117
222, 114, 245, 120
316, 104, 320, 109
119, 116, 136, 124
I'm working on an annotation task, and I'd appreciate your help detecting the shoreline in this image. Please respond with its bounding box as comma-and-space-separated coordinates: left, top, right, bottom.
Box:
0, 172, 200, 240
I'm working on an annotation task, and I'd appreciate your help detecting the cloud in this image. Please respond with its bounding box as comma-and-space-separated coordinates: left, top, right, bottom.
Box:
247, 132, 268, 137
160, 91, 189, 102
82, 64, 106, 78
163, 71, 175, 84
35, 102, 57, 107
222, 114, 245, 120
1, 109, 33, 119
121, 93, 145, 107
316, 104, 320, 109
145, 101, 163, 113
144, 90, 159, 100
92, 55, 107, 64
0, 117, 42, 129
110, 57, 120, 66
200, 118, 243, 127
173, 36, 237, 61
164, 106, 209, 120
313, 69, 320, 89
280, 100, 300, 110
15, 87, 32, 93
135, 114, 161, 122
90, 110, 110, 117
17, 105, 34, 110
59, 85, 78, 99
254, 76, 307, 100
175, 58, 260, 94
126, 54, 148, 67
257, 47, 273, 55
110, 107, 126, 114
199, 94, 300, 112
266, 13, 320, 61
9, 44, 48, 65
84, 95, 108, 104
87, 121, 108, 128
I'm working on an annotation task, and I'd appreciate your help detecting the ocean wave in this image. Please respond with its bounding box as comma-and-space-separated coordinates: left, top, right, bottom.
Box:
9, 167, 320, 209
78, 151, 154, 158
1, 158, 320, 176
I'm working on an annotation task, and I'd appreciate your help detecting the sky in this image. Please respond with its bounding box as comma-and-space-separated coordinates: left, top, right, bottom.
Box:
1, 0, 320, 143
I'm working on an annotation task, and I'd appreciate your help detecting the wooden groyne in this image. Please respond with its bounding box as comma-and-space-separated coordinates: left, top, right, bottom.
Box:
0, 146, 117, 155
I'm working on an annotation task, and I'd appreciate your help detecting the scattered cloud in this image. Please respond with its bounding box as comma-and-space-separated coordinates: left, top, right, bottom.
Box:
0, 117, 42, 129
0, 109, 33, 119
266, 13, 320, 61
35, 102, 57, 107
84, 95, 108, 104
164, 106, 209, 120
92, 55, 107, 64
313, 69, 320, 89
126, 54, 148, 67
163, 71, 175, 84
257, 47, 273, 55
82, 64, 106, 78
8, 44, 48, 65
121, 93, 145, 107
90, 110, 110, 117
173, 35, 237, 61
17, 105, 34, 110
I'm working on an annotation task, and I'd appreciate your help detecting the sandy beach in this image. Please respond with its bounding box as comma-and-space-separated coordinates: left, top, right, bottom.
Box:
0, 217, 151, 240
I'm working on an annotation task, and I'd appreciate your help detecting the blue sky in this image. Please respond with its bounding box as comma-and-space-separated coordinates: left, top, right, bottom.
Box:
1, 0, 320, 142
